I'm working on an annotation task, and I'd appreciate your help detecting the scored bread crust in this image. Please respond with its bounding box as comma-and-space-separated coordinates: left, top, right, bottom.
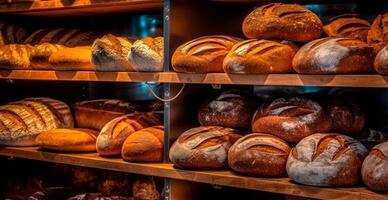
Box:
127, 37, 164, 72
323, 14, 370, 42
361, 141, 388, 192
24, 28, 97, 47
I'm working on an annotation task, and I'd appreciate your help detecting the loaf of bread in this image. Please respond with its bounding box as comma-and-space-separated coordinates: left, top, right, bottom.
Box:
374, 45, 388, 74
0, 44, 33, 69
0, 97, 74, 146
97, 112, 162, 156
361, 141, 388, 192
72, 99, 140, 130
325, 99, 365, 136
323, 14, 370, 42
198, 90, 256, 129
49, 46, 95, 71
92, 34, 135, 72
24, 28, 97, 47
368, 13, 388, 52
169, 126, 241, 169
127, 37, 163, 72
228, 133, 291, 177
35, 128, 98, 152
0, 21, 26, 45
30, 43, 65, 70
292, 38, 375, 74
172, 35, 241, 73
252, 97, 331, 143
122, 126, 164, 162
242, 3, 322, 42
286, 133, 368, 186
132, 177, 160, 200
223, 39, 297, 74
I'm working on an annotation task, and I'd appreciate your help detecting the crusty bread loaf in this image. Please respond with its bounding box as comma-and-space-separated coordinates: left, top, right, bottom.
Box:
0, 21, 26, 45
286, 133, 368, 187
0, 97, 73, 146
326, 99, 365, 136
323, 14, 370, 42
223, 39, 297, 74
368, 13, 388, 53
25, 28, 97, 47
97, 112, 162, 156
132, 177, 160, 200
35, 128, 98, 152
30, 43, 65, 70
374, 45, 388, 74
121, 126, 164, 162
292, 38, 375, 74
172, 35, 241, 73
169, 126, 241, 169
198, 90, 256, 129
0, 44, 33, 69
72, 99, 140, 130
242, 3, 322, 42
49, 46, 94, 71
361, 141, 388, 192
252, 97, 331, 143
92, 34, 135, 72
228, 133, 291, 177
127, 37, 164, 72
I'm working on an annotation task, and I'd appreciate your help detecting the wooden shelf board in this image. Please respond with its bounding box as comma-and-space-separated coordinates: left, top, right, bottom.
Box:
0, 146, 387, 200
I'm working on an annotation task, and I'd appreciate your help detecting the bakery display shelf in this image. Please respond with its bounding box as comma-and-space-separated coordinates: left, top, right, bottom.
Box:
0, 0, 162, 16
0, 147, 387, 200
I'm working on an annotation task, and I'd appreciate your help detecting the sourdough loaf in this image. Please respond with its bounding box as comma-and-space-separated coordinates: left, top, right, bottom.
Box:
25, 28, 97, 47
30, 43, 64, 70
323, 14, 370, 42
49, 46, 94, 71
0, 44, 32, 69
375, 45, 388, 74
127, 37, 164, 72
361, 141, 388, 192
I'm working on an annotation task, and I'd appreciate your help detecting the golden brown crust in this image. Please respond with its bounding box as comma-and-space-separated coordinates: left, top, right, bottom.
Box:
172, 35, 241, 73
0, 44, 32, 69
368, 13, 388, 52
127, 37, 164, 72
24, 28, 97, 47
223, 39, 297, 74
49, 46, 94, 71
30, 43, 65, 70
324, 14, 370, 42
242, 3, 322, 42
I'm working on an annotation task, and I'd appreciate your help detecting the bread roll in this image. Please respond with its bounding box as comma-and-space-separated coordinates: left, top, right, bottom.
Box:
72, 99, 140, 130
92, 34, 135, 72
228, 133, 291, 177
242, 3, 322, 42
35, 128, 98, 152
0, 97, 73, 146
0, 44, 32, 69
252, 97, 331, 143
286, 133, 368, 187
361, 141, 388, 192
132, 177, 160, 200
325, 99, 365, 136
323, 14, 370, 42
122, 126, 164, 162
127, 37, 163, 72
368, 13, 388, 52
30, 43, 65, 70
169, 126, 241, 169
49, 46, 94, 71
223, 39, 297, 74
198, 90, 256, 129
25, 28, 97, 47
292, 38, 375, 74
172, 35, 241, 73
97, 112, 162, 156
374, 45, 388, 74
0, 21, 26, 45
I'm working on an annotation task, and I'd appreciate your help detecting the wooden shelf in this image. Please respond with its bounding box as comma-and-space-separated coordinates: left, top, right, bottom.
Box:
0, 0, 162, 16
0, 146, 387, 200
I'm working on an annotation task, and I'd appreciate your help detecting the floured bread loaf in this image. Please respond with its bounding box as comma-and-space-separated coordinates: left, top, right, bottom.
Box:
362, 141, 388, 192
0, 97, 74, 146
286, 133, 368, 186
169, 126, 241, 169
127, 37, 164, 72
375, 45, 388, 74
0, 44, 33, 69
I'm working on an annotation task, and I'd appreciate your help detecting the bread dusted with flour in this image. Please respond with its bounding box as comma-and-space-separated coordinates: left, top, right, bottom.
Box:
323, 14, 370, 42
292, 38, 375, 74
169, 126, 241, 169
0, 44, 33, 69
286, 133, 368, 187
25, 28, 97, 47
127, 37, 164, 72
362, 141, 388, 192
375, 45, 388, 74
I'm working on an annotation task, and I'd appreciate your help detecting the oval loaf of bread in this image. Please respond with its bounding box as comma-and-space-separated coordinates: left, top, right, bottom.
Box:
361, 141, 388, 192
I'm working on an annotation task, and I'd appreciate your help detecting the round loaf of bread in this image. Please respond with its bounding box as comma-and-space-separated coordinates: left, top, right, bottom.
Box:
35, 128, 98, 152
361, 141, 388, 192
286, 133, 368, 187
292, 38, 375, 74
325, 99, 365, 136
172, 35, 241, 73
252, 97, 331, 143
323, 14, 370, 42
121, 126, 164, 162
96, 112, 162, 156
223, 39, 297, 74
127, 37, 163, 72
198, 90, 256, 129
30, 43, 65, 70
242, 3, 322, 42
375, 45, 388, 74
368, 13, 388, 53
228, 133, 291, 177
169, 126, 241, 169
